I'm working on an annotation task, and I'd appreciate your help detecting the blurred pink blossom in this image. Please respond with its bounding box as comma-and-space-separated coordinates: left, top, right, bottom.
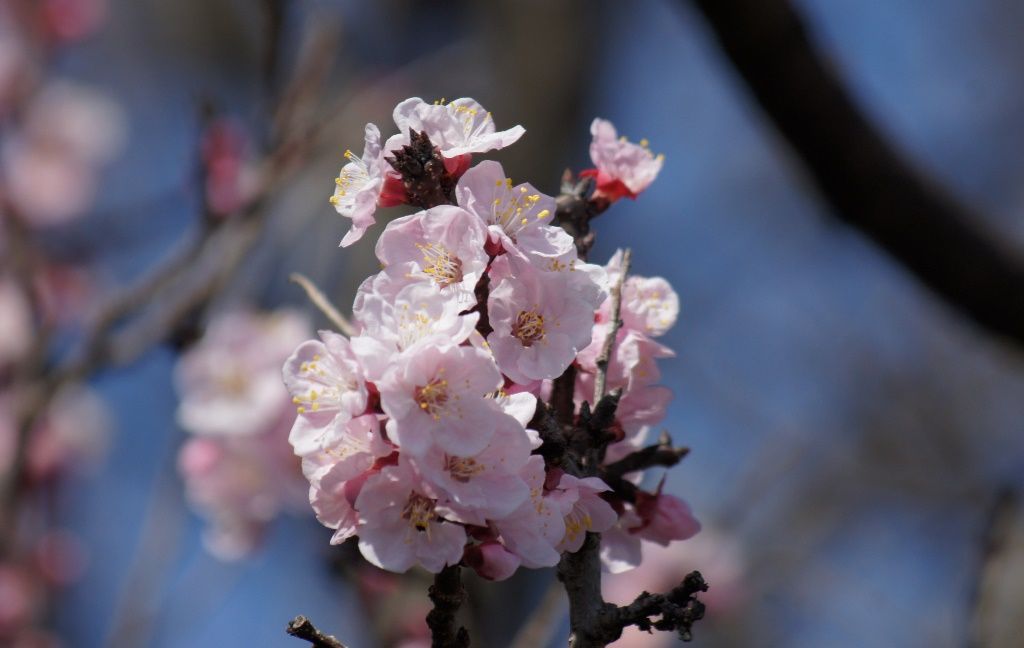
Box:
3, 81, 125, 226
0, 277, 32, 369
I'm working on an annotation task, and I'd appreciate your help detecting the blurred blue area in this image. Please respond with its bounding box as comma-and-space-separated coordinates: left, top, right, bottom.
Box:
45, 0, 1024, 646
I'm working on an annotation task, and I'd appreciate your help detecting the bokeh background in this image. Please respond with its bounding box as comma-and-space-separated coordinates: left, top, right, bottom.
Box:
2, 0, 1023, 646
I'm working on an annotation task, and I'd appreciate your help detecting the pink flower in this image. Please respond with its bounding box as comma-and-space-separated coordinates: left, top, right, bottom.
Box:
177, 431, 304, 560
552, 474, 619, 553
2, 81, 125, 226
201, 118, 257, 216
491, 456, 569, 568
631, 489, 701, 546
299, 413, 392, 487
310, 463, 374, 546
454, 160, 569, 259
331, 123, 391, 247
351, 277, 478, 382
0, 563, 38, 638
375, 205, 490, 307
389, 97, 524, 159
583, 118, 663, 201
377, 344, 504, 457
176, 310, 311, 438
282, 330, 369, 459
601, 250, 679, 337
464, 541, 521, 582
355, 462, 467, 573
487, 254, 596, 384
409, 411, 532, 521
600, 517, 644, 574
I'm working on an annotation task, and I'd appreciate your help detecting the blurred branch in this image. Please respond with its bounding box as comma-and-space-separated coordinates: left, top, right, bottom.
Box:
0, 10, 343, 554
290, 273, 357, 335
287, 616, 348, 648
969, 489, 1024, 647
686, 0, 1024, 348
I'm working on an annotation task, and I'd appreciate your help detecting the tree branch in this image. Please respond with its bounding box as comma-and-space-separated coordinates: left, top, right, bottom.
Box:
603, 430, 689, 480
593, 249, 630, 403
286, 615, 348, 648
686, 0, 1024, 348
426, 565, 470, 648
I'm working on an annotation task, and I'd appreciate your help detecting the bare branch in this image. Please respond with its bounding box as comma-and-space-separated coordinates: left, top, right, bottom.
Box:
286, 615, 348, 648
593, 249, 631, 403
686, 0, 1024, 348
290, 272, 357, 335
426, 565, 470, 648
604, 430, 690, 479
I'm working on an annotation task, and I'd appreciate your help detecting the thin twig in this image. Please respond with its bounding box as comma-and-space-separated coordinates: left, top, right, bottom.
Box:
286, 616, 348, 648
593, 248, 631, 403
604, 430, 689, 479
290, 272, 357, 335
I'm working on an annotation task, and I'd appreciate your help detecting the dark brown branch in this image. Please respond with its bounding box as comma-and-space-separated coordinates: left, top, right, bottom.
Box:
426, 565, 470, 648
557, 533, 614, 648
601, 571, 708, 643
286, 615, 348, 648
687, 0, 1024, 348
604, 430, 690, 479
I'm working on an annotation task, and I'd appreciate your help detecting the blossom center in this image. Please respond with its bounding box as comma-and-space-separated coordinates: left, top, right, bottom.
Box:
445, 455, 485, 483
329, 149, 370, 208
563, 507, 594, 545
414, 377, 450, 420
489, 179, 548, 238
512, 309, 545, 347
401, 492, 435, 531
416, 242, 464, 288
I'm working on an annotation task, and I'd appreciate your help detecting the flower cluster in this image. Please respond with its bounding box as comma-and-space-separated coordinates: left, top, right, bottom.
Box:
175, 310, 311, 560
285, 97, 696, 578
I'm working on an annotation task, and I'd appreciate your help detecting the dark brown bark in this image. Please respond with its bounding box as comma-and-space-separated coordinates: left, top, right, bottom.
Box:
687, 0, 1024, 348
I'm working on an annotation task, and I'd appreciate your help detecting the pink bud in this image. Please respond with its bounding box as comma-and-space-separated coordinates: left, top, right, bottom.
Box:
464, 541, 520, 581
632, 492, 700, 546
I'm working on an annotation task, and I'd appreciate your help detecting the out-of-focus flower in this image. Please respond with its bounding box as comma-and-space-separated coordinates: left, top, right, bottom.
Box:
0, 277, 32, 369
176, 310, 310, 438
583, 118, 663, 202
40, 0, 108, 43
27, 385, 110, 482
178, 432, 305, 560
3, 81, 125, 226
33, 530, 87, 587
176, 309, 312, 560
201, 118, 257, 216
